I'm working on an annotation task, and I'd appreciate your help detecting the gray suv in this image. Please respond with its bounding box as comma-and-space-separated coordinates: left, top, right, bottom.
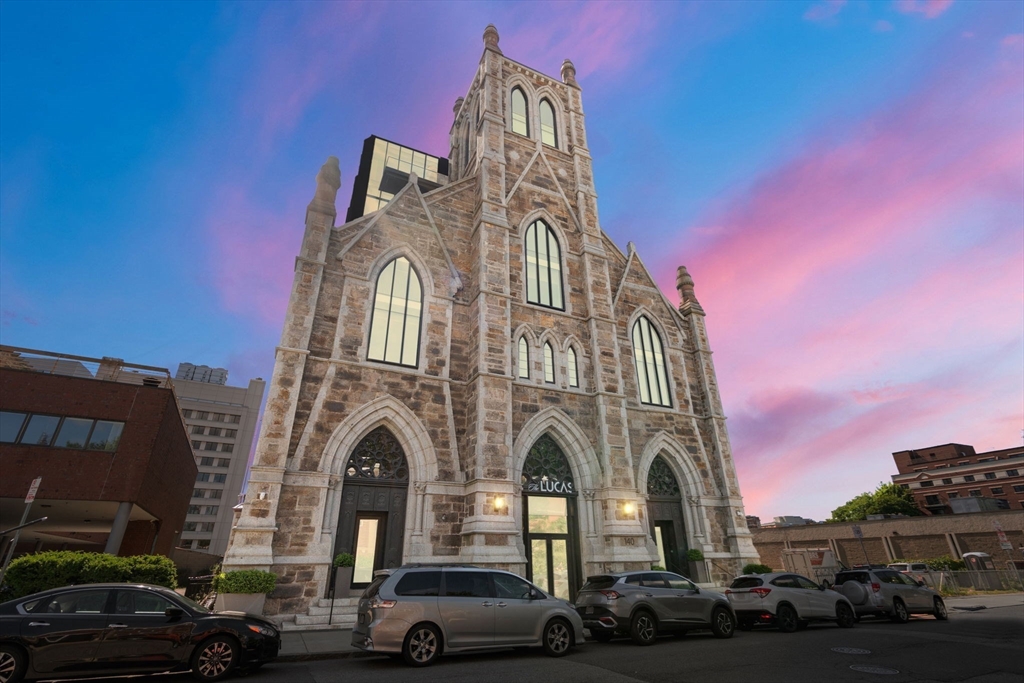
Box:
575, 571, 736, 645
351, 565, 585, 666
833, 568, 948, 623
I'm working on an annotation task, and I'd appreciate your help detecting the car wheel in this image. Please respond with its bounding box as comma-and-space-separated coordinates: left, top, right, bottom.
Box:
933, 597, 948, 621
630, 610, 658, 646
777, 605, 799, 633
191, 636, 239, 682
836, 603, 855, 628
590, 631, 614, 642
890, 599, 910, 624
542, 619, 573, 657
711, 607, 735, 639
0, 645, 27, 683
402, 624, 442, 667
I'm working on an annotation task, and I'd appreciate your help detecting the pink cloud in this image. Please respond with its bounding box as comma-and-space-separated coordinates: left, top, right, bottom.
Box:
804, 0, 847, 23
894, 0, 954, 19
1003, 33, 1024, 47
664, 29, 1023, 519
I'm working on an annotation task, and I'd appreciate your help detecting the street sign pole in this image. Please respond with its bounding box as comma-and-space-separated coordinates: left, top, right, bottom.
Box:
994, 521, 1022, 588
852, 525, 870, 565
0, 477, 42, 584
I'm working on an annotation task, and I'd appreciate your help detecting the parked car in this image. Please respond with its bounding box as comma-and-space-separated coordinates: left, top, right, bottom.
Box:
833, 568, 948, 622
725, 573, 855, 632
888, 562, 941, 587
0, 583, 279, 683
574, 571, 735, 645
350, 564, 584, 666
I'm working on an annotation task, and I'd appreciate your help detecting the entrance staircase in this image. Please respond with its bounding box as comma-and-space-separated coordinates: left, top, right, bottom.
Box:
281, 597, 360, 631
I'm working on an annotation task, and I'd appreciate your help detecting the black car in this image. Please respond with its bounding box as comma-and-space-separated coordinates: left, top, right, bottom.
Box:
0, 583, 279, 682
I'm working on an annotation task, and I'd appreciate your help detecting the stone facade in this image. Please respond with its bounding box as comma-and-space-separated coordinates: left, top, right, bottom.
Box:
223, 26, 758, 621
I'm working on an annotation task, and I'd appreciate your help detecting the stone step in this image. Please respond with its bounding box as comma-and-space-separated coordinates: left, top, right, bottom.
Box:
279, 620, 353, 632
294, 613, 357, 627
306, 604, 360, 617
315, 598, 361, 609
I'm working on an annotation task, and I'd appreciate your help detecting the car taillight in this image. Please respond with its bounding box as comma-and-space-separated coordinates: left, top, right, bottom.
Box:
750, 587, 772, 598
871, 583, 881, 593
599, 590, 622, 600
371, 598, 397, 609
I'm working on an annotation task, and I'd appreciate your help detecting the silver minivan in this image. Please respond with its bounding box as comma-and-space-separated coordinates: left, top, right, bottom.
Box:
351, 564, 585, 666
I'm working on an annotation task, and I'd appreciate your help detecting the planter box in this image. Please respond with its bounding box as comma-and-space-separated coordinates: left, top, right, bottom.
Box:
334, 566, 354, 597
688, 561, 709, 584
214, 592, 266, 615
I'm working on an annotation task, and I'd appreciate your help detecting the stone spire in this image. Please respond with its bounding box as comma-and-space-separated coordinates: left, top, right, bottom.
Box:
676, 265, 703, 312
453, 96, 465, 118
310, 156, 341, 215
483, 24, 501, 54
561, 59, 578, 87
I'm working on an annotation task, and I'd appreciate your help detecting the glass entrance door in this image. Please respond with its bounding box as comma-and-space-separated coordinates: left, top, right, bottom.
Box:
653, 521, 681, 575
524, 496, 580, 600
352, 513, 386, 587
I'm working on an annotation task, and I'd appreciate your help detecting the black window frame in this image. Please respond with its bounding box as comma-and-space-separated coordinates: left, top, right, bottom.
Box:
510, 86, 529, 137
524, 220, 565, 311
366, 256, 424, 369
539, 97, 557, 147
632, 316, 672, 407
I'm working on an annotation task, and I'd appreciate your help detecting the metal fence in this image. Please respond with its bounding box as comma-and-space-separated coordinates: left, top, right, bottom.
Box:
801, 567, 1023, 594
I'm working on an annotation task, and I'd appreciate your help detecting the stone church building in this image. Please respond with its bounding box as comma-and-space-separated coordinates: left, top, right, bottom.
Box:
223, 26, 758, 621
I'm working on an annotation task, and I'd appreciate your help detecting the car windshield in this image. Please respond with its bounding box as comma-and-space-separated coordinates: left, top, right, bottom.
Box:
730, 577, 764, 589
581, 575, 617, 591
362, 575, 388, 599
834, 572, 869, 585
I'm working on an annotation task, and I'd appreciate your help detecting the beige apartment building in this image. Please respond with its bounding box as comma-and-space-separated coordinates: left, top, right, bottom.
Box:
174, 364, 264, 557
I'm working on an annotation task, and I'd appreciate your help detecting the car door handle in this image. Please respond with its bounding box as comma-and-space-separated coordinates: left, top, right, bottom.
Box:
481, 602, 493, 607
644, 593, 654, 597
28, 622, 50, 627
108, 623, 129, 628
497, 602, 508, 608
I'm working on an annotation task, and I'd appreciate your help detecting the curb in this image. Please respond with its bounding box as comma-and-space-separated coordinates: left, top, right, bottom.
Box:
277, 650, 375, 663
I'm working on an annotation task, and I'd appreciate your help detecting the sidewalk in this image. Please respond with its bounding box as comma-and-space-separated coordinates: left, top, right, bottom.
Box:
943, 592, 1024, 611
279, 629, 362, 662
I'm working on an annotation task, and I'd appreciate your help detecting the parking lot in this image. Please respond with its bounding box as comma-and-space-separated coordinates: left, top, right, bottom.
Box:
138, 594, 1023, 683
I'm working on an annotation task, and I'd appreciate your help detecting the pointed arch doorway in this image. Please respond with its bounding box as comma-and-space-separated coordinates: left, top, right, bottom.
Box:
647, 455, 688, 576
333, 426, 409, 592
522, 435, 582, 600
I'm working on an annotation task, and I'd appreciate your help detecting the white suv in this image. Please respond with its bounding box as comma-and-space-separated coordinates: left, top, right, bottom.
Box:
726, 572, 856, 632
834, 568, 947, 622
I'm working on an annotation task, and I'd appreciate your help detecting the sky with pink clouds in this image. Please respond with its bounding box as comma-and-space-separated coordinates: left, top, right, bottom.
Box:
1, 0, 1021, 521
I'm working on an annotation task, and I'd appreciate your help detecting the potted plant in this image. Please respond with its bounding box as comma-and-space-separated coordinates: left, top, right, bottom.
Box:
686, 548, 707, 583
213, 569, 276, 615
333, 553, 355, 597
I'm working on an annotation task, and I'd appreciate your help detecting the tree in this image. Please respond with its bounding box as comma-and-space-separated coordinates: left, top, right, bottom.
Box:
828, 482, 920, 522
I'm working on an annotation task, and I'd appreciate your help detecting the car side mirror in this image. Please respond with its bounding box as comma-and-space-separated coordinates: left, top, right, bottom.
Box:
165, 607, 184, 619
529, 588, 542, 600
819, 581, 830, 591
916, 580, 925, 587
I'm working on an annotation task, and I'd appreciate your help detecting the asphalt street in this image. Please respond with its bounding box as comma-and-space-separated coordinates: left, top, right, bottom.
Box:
122, 597, 1024, 683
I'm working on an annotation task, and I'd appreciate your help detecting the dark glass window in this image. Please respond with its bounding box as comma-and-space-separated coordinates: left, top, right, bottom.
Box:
395, 571, 441, 597
1013, 485, 1024, 493
511, 87, 528, 136
1007, 469, 1019, 477
518, 337, 530, 379
941, 478, 953, 485
539, 99, 557, 146
543, 343, 555, 383
492, 573, 532, 600
641, 573, 668, 588
730, 577, 764, 589
567, 347, 578, 387
0, 411, 27, 442
524, 220, 564, 309
925, 495, 941, 505
20, 415, 61, 446
770, 576, 800, 588
87, 421, 123, 451
990, 487, 1003, 495
919, 480, 934, 488
36, 589, 110, 614
368, 257, 422, 367
442, 571, 492, 598
632, 316, 671, 407
963, 475, 975, 482
581, 576, 617, 591
663, 574, 696, 591
984, 472, 997, 480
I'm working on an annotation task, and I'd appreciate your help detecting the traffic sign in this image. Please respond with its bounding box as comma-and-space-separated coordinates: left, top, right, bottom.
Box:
852, 525, 863, 539
25, 477, 42, 503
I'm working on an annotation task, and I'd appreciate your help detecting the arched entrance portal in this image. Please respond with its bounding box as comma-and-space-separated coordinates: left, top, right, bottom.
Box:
522, 434, 582, 600
647, 455, 688, 576
334, 426, 409, 592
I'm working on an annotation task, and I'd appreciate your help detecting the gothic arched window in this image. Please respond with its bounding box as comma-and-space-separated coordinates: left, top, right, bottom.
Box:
543, 342, 555, 383
567, 347, 578, 387
539, 98, 557, 147
518, 337, 530, 379
632, 316, 671, 407
511, 87, 529, 136
647, 456, 681, 498
522, 434, 575, 495
524, 220, 564, 309
368, 257, 422, 367
344, 426, 409, 482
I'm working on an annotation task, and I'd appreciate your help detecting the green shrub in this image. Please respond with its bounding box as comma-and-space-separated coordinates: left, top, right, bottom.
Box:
214, 570, 277, 595
686, 548, 705, 562
333, 553, 355, 568
742, 563, 773, 575
651, 565, 665, 571
4, 551, 177, 598
892, 555, 966, 571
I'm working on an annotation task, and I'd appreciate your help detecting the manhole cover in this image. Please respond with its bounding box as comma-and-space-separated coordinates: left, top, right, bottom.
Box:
832, 647, 871, 655
850, 665, 900, 675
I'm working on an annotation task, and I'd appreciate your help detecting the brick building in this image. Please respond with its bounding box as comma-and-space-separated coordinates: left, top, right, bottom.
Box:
891, 443, 1023, 515
223, 26, 758, 622
0, 347, 197, 558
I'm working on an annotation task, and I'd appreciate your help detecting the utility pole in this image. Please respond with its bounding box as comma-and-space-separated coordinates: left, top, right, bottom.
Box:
0, 477, 42, 584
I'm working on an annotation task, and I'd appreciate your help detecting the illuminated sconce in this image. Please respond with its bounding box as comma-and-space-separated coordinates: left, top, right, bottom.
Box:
622, 501, 636, 515
493, 496, 507, 511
